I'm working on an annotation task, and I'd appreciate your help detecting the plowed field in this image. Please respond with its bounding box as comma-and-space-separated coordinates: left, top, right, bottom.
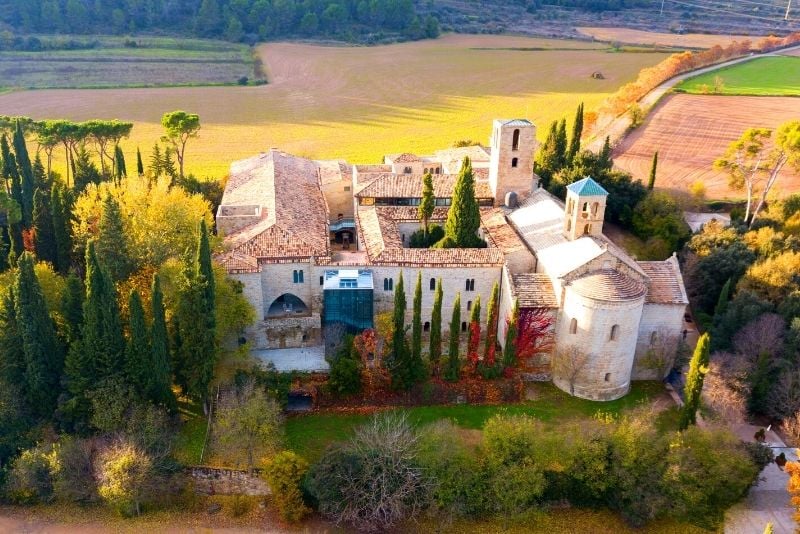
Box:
577, 27, 760, 49
613, 94, 800, 200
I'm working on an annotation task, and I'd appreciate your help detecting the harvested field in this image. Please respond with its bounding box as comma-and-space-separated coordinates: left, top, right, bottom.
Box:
782, 47, 800, 57
675, 56, 800, 96
0, 34, 666, 178
613, 94, 800, 200
577, 27, 761, 49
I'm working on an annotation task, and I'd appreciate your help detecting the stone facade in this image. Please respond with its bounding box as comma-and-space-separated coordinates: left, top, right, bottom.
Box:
188, 466, 270, 496
489, 119, 537, 207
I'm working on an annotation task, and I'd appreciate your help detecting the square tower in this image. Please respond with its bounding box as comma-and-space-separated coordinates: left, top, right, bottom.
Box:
488, 119, 536, 207
564, 177, 608, 241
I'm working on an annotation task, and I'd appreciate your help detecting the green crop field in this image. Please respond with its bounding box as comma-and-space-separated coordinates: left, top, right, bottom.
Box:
0, 36, 255, 90
676, 56, 800, 96
0, 34, 667, 178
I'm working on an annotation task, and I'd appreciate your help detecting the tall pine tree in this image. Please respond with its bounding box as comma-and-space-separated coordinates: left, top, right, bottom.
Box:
598, 136, 613, 171
125, 290, 150, 394
13, 121, 34, 228
418, 172, 435, 238
679, 333, 711, 430
388, 270, 408, 388
174, 219, 217, 406
429, 278, 443, 367
647, 151, 658, 190
114, 145, 127, 184
50, 183, 73, 274
412, 271, 422, 369
96, 194, 134, 281
32, 188, 57, 266
567, 102, 584, 165
150, 274, 176, 410
15, 252, 63, 418
534, 121, 560, 187
444, 293, 461, 382
136, 147, 144, 177
483, 281, 500, 365
0, 289, 25, 391
555, 118, 568, 170
503, 299, 520, 369
440, 157, 481, 248
61, 273, 83, 347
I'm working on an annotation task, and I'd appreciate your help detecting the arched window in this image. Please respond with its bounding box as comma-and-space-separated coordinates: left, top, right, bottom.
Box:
384, 278, 394, 291
511, 157, 518, 168
610, 325, 619, 341
592, 202, 599, 216
461, 321, 467, 332
424, 321, 431, 332
582, 202, 589, 212
403, 166, 412, 174
467, 300, 472, 311
569, 318, 577, 334
583, 224, 591, 235
566, 219, 572, 232
512, 129, 520, 151
430, 278, 436, 291
604, 373, 611, 382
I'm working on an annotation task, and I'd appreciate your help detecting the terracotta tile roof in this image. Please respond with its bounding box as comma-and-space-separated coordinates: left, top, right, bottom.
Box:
216, 251, 259, 274
355, 173, 493, 199
639, 256, 689, 305
511, 273, 558, 308
388, 153, 423, 163
570, 269, 647, 302
317, 159, 351, 185
433, 145, 491, 164
220, 151, 330, 265
481, 208, 528, 255
356, 206, 504, 267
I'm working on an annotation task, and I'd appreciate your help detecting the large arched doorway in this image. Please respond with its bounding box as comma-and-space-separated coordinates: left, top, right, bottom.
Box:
267, 294, 309, 318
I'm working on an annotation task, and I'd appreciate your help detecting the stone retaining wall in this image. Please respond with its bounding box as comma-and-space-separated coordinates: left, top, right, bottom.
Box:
187, 466, 270, 496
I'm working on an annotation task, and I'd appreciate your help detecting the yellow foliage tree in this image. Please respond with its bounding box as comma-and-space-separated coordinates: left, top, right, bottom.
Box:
787, 459, 800, 524
738, 251, 800, 304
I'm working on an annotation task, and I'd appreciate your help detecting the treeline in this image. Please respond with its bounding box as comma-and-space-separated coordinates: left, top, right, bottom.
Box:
1, 0, 439, 43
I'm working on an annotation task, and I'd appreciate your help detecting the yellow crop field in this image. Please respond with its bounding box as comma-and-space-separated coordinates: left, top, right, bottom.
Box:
0, 34, 667, 178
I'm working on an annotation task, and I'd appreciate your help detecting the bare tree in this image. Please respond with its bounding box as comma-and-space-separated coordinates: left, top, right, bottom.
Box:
552, 346, 590, 395
213, 378, 282, 469
733, 313, 786, 360
702, 358, 747, 424
780, 411, 800, 447
639, 330, 681, 380
751, 121, 800, 225
767, 367, 800, 420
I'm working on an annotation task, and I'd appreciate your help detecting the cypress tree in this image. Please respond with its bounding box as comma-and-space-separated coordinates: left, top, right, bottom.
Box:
0, 134, 14, 183
32, 154, 48, 193
483, 281, 500, 364
555, 118, 568, 170
503, 299, 520, 369
114, 145, 127, 184
412, 271, 422, 369
6, 152, 24, 261
467, 295, 481, 368
51, 184, 73, 274
136, 146, 144, 177
13, 121, 34, 228
163, 148, 178, 184
440, 157, 481, 248
73, 147, 102, 192
174, 219, 217, 405
714, 278, 732, 318
96, 194, 133, 281
61, 273, 83, 347
15, 252, 63, 418
429, 278, 443, 366
534, 121, 560, 186
418, 172, 435, 238
0, 289, 25, 389
125, 290, 150, 394
387, 271, 409, 389
149, 143, 163, 180
598, 136, 613, 171
679, 333, 711, 430
150, 274, 176, 411
648, 151, 658, 190
567, 102, 584, 165
32, 188, 57, 266
444, 293, 461, 382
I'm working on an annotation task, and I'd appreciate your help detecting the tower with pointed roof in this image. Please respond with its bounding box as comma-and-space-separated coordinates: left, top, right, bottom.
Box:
563, 177, 608, 241
488, 119, 536, 207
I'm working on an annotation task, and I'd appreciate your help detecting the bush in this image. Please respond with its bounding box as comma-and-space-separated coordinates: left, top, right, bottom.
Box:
237, 76, 249, 85
96, 441, 154, 517
307, 413, 429, 532
5, 444, 58, 504
52, 438, 97, 504
409, 224, 444, 248
263, 451, 310, 523
327, 355, 362, 396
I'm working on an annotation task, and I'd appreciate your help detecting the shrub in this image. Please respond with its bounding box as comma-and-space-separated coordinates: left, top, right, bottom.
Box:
263, 451, 310, 523
237, 76, 249, 85
409, 224, 444, 248
306, 412, 429, 532
52, 437, 97, 504
327, 356, 362, 396
5, 444, 58, 503
96, 441, 154, 517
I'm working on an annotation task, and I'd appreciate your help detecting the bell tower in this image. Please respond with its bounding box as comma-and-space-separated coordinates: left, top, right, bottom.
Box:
488, 119, 535, 207
564, 177, 608, 241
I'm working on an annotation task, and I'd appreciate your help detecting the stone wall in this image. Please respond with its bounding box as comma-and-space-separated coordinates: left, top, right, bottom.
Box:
632, 302, 686, 380
188, 466, 270, 496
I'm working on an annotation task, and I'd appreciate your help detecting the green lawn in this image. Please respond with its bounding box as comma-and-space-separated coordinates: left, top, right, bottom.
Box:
676, 56, 800, 96
173, 397, 208, 466
286, 381, 667, 462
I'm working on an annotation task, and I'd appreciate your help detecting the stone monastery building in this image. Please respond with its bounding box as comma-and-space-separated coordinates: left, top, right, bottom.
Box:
216, 119, 688, 401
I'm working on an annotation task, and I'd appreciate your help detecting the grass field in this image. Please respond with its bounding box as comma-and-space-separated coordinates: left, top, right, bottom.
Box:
676, 56, 800, 96
613, 93, 800, 199
577, 26, 760, 49
0, 34, 667, 178
0, 36, 255, 90
285, 381, 670, 462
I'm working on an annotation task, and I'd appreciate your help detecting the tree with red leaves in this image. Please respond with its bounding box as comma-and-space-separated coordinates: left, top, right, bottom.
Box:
504, 305, 555, 371
467, 296, 481, 373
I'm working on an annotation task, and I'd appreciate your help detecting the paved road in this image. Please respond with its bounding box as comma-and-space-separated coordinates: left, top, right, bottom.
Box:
586, 43, 800, 153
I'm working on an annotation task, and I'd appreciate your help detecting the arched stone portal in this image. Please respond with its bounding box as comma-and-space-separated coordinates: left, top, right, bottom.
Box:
267, 294, 309, 318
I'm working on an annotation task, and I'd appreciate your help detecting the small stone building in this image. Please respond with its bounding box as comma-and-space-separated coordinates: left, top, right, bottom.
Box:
216, 118, 688, 401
